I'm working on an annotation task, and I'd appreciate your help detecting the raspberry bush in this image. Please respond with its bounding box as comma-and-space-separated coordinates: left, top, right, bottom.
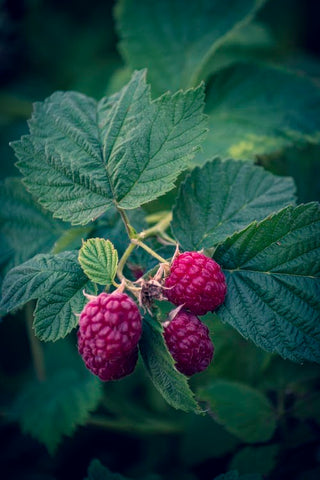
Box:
1, 1, 320, 478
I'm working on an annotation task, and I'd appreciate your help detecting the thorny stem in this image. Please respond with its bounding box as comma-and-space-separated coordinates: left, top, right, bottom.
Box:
25, 302, 46, 382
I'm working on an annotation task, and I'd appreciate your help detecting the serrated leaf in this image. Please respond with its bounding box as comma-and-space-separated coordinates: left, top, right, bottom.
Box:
229, 445, 280, 476
79, 238, 118, 286
198, 380, 277, 443
172, 159, 296, 250
139, 316, 201, 414
0, 177, 66, 271
0, 251, 96, 341
11, 342, 102, 454
85, 459, 130, 480
199, 64, 320, 161
12, 70, 207, 225
215, 203, 320, 363
115, 0, 265, 94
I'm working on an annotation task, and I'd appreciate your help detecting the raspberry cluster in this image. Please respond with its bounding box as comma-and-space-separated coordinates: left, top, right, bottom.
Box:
163, 251, 226, 376
78, 291, 142, 381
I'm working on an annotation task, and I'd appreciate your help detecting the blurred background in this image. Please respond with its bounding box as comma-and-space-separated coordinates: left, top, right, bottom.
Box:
1, 0, 320, 479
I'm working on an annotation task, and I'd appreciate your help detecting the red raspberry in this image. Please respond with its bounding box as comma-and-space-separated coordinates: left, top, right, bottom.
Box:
164, 251, 226, 315
78, 291, 142, 381
163, 309, 214, 376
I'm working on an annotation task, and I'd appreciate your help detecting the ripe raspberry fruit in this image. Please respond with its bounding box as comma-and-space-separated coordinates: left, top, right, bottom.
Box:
163, 309, 214, 376
78, 291, 142, 381
164, 251, 226, 315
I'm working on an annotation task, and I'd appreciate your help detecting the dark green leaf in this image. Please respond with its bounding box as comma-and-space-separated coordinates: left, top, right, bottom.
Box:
215, 203, 320, 363
139, 316, 201, 413
85, 459, 130, 480
292, 392, 320, 425
12, 71, 207, 225
229, 445, 280, 476
200, 64, 320, 161
198, 380, 277, 443
11, 342, 102, 454
172, 159, 296, 250
0, 251, 96, 341
116, 0, 265, 94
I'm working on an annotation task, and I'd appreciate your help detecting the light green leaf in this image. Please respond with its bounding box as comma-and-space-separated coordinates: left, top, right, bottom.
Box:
200, 64, 320, 161
85, 459, 130, 480
0, 177, 66, 270
11, 342, 102, 454
0, 251, 96, 341
215, 203, 320, 363
79, 238, 118, 286
198, 380, 277, 443
115, 0, 265, 94
172, 158, 296, 250
139, 316, 201, 414
12, 70, 207, 225
229, 445, 280, 476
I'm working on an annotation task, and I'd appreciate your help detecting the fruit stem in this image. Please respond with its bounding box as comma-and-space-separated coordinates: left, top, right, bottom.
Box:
116, 242, 136, 282
131, 239, 168, 264
25, 302, 46, 382
138, 212, 172, 240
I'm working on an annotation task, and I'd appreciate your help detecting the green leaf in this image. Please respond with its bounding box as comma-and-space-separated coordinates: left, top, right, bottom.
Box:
11, 341, 102, 454
79, 238, 118, 286
139, 316, 201, 414
292, 392, 320, 425
215, 203, 320, 363
0, 251, 96, 341
200, 64, 320, 161
115, 0, 265, 94
0, 177, 66, 270
12, 70, 207, 225
229, 445, 280, 476
172, 159, 296, 250
198, 380, 277, 443
85, 459, 130, 480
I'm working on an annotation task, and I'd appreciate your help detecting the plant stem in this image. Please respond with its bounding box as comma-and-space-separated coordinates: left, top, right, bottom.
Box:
139, 212, 172, 240
117, 207, 135, 238
87, 414, 182, 435
25, 302, 46, 382
116, 242, 137, 282
132, 239, 168, 263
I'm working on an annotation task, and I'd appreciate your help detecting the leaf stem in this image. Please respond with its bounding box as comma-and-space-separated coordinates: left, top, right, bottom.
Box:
117, 208, 136, 238
131, 239, 168, 263
116, 242, 137, 282
25, 302, 46, 382
87, 414, 182, 434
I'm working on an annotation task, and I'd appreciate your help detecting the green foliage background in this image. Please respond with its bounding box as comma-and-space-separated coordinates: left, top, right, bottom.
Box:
0, 1, 320, 479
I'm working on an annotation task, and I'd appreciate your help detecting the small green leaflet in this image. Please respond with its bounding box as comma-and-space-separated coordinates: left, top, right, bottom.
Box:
215, 203, 320, 363
115, 0, 265, 94
0, 177, 66, 271
198, 380, 276, 443
199, 64, 320, 161
79, 238, 118, 286
139, 316, 201, 414
11, 342, 102, 454
85, 459, 130, 480
0, 251, 96, 341
172, 159, 296, 250
11, 70, 207, 225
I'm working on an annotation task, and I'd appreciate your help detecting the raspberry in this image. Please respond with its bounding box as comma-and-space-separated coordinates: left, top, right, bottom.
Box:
164, 251, 226, 315
78, 291, 142, 381
163, 309, 214, 376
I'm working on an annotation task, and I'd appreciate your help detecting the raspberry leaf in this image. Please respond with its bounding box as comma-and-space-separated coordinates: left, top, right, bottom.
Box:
215, 203, 320, 363
11, 341, 102, 454
229, 445, 280, 476
115, 0, 265, 95
198, 380, 277, 443
139, 316, 201, 414
0, 177, 66, 274
78, 238, 118, 286
11, 70, 207, 225
172, 159, 296, 250
0, 251, 97, 341
198, 64, 320, 162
